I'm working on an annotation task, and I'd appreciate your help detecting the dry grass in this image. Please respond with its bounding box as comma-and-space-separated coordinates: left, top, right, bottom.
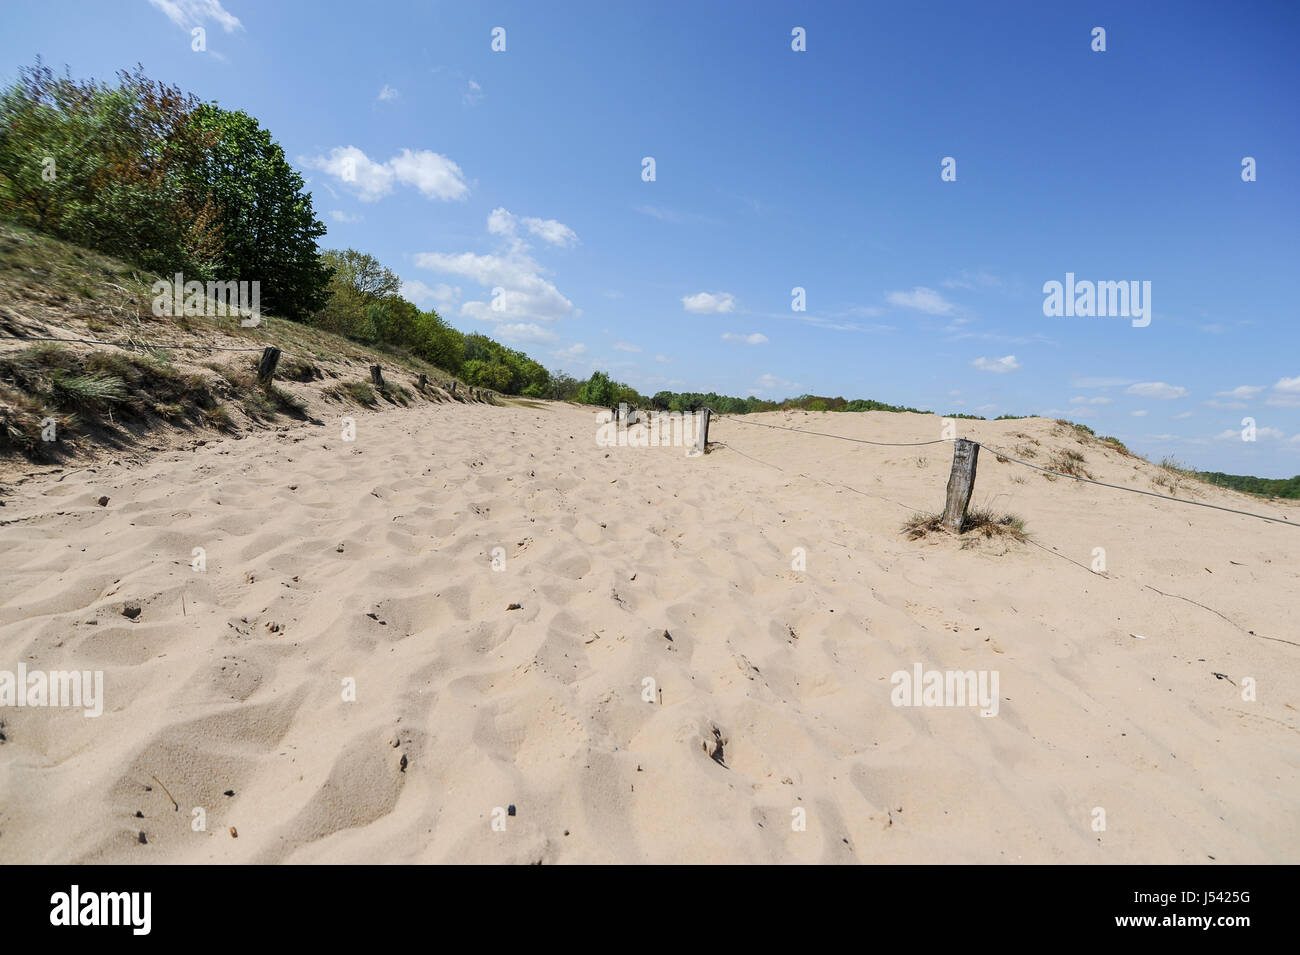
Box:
903, 508, 1028, 542
1151, 456, 1201, 497
0, 221, 469, 465
1043, 448, 1092, 480
0, 343, 221, 459
323, 380, 378, 407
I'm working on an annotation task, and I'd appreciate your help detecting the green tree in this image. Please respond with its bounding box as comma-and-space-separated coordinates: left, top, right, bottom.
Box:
412, 309, 464, 373
188, 104, 331, 320
361, 295, 419, 348
313, 249, 404, 337
578, 371, 617, 406
0, 61, 222, 276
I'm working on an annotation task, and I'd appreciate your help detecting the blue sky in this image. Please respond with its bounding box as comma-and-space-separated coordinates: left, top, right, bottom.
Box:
4, 0, 1298, 475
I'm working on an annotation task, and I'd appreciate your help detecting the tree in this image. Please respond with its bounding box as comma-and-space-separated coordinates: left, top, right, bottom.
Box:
462, 359, 514, 392
546, 372, 581, 401
362, 295, 419, 348
412, 309, 464, 373
313, 249, 403, 337
0, 61, 222, 276
189, 104, 331, 320
578, 371, 617, 406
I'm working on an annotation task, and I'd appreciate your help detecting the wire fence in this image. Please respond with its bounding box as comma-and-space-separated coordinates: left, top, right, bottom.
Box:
702, 407, 1300, 648
0, 333, 267, 352
0, 330, 500, 408
3, 332, 1293, 528
705, 408, 1300, 529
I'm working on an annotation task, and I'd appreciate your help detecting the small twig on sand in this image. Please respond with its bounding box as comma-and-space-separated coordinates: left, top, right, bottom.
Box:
150, 773, 179, 812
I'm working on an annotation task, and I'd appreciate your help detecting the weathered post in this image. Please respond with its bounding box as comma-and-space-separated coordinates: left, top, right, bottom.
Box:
941, 438, 979, 533
450, 381, 458, 395
370, 365, 385, 390
257, 346, 281, 383
695, 407, 711, 455
416, 373, 428, 390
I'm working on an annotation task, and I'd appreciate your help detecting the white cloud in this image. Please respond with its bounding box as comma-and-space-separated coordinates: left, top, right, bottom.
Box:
1266, 375, 1300, 407
1216, 426, 1286, 441
1126, 382, 1188, 400
682, 291, 736, 314
306, 147, 393, 201
329, 210, 362, 223
751, 372, 798, 397
147, 0, 242, 31
377, 84, 399, 102
1174, 411, 1194, 419
463, 79, 484, 106
487, 207, 516, 237
552, 343, 587, 363
417, 208, 583, 328
1070, 396, 1112, 405
488, 208, 578, 247
304, 146, 468, 202
400, 279, 460, 310
654, 354, 669, 363
521, 216, 578, 247
886, 286, 956, 315
722, 332, 768, 345
388, 149, 470, 200
496, 323, 556, 344
612, 342, 641, 352
1131, 410, 1149, 417
1214, 385, 1264, 399
416, 250, 577, 324
971, 355, 1020, 374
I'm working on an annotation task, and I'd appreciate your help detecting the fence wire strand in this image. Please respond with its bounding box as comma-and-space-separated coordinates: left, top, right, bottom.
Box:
0, 333, 267, 352
704, 408, 1299, 529
978, 441, 1300, 528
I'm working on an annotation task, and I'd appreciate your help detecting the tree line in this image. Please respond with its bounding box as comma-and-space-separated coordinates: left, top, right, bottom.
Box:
0, 61, 568, 396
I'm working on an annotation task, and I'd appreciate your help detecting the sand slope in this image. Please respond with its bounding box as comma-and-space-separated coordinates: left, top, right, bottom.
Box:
1, 402, 1297, 863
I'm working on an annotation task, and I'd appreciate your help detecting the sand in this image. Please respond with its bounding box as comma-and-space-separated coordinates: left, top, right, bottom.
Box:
0, 401, 1297, 864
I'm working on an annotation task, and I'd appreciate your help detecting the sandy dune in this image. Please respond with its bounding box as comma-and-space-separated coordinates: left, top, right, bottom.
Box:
1, 401, 1297, 863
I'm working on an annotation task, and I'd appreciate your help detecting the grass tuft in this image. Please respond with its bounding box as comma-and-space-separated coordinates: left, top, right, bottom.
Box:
1044, 448, 1092, 480
903, 509, 1028, 542
323, 380, 378, 407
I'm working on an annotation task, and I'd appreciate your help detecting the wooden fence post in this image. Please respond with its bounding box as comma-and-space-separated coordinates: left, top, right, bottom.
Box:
416, 373, 428, 390
257, 346, 281, 383
370, 365, 385, 390
695, 407, 711, 455
941, 438, 979, 533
